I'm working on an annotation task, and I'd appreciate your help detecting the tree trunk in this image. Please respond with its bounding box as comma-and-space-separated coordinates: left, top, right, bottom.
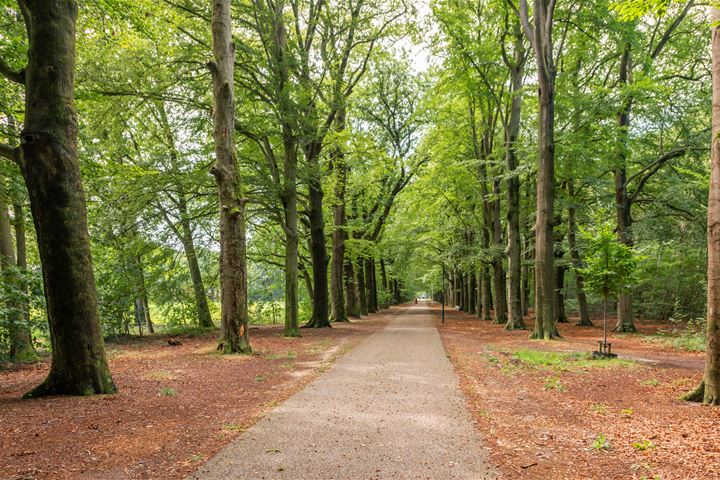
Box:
393, 278, 401, 304
504, 26, 526, 330
330, 111, 348, 322
492, 178, 508, 324
365, 258, 377, 313
344, 259, 360, 317
21, 0, 115, 397
210, 0, 250, 353
480, 266, 492, 320
305, 144, 330, 327
468, 271, 477, 314
685, 8, 720, 405
555, 261, 567, 323
135, 258, 153, 334
177, 197, 214, 329
614, 43, 637, 333
1, 198, 34, 361
531, 83, 557, 337
380, 259, 388, 308
567, 180, 592, 326
270, 0, 300, 337
358, 258, 368, 315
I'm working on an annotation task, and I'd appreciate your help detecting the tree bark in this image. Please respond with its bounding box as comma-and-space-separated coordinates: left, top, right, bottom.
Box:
344, 259, 360, 317
358, 258, 368, 315
379, 258, 388, 308
365, 258, 377, 313
492, 177, 508, 324
468, 271, 477, 314
686, 7, 720, 405
554, 220, 568, 323
210, 0, 250, 353
519, 0, 558, 339
330, 111, 348, 322
20, 0, 115, 397
567, 179, 592, 326
305, 143, 330, 327
504, 22, 526, 330
1, 197, 34, 361
176, 196, 214, 328
270, 1, 300, 337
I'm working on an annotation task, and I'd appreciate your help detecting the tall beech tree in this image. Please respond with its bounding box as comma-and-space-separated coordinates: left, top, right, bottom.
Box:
514, 0, 559, 339
210, 0, 250, 353
0, 0, 115, 396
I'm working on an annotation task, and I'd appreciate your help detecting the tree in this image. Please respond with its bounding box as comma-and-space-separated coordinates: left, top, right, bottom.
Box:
210, 0, 250, 353
684, 5, 720, 406
582, 221, 636, 353
513, 0, 559, 339
0, 0, 115, 397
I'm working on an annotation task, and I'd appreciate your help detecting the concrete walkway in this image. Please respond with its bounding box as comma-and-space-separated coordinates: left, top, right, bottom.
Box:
190, 304, 494, 480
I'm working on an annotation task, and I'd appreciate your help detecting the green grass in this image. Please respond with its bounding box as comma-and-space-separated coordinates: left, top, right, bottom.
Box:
640, 319, 705, 352
543, 375, 566, 391
511, 348, 635, 370
159, 387, 176, 396
642, 332, 705, 352
266, 350, 297, 360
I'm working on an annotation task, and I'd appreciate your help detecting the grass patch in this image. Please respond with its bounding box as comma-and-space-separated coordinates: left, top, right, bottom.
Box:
640, 320, 705, 352
512, 348, 635, 370
641, 378, 661, 387
266, 350, 297, 360
159, 387, 176, 396
222, 422, 243, 432
543, 375, 566, 391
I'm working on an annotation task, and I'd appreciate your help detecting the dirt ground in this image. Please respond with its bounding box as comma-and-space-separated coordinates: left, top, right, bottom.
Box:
434, 304, 720, 480
0, 315, 386, 480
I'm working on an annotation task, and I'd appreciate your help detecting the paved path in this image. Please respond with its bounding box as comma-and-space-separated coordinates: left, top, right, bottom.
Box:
190, 304, 494, 480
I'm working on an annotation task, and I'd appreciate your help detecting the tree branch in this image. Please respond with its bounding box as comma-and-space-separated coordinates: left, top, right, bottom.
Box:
627, 147, 688, 205
0, 143, 20, 164
0, 57, 24, 85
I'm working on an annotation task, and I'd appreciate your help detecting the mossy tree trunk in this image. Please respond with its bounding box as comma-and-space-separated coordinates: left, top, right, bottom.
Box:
210, 0, 250, 353
8, 0, 116, 397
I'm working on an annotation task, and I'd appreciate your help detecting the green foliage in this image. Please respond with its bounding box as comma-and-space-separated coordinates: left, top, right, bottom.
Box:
589, 433, 611, 452
582, 222, 637, 299
159, 387, 176, 396
543, 376, 566, 391
632, 439, 657, 451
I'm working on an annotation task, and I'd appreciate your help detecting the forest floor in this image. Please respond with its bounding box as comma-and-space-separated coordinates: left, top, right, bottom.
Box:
435, 304, 720, 480
0, 314, 387, 480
